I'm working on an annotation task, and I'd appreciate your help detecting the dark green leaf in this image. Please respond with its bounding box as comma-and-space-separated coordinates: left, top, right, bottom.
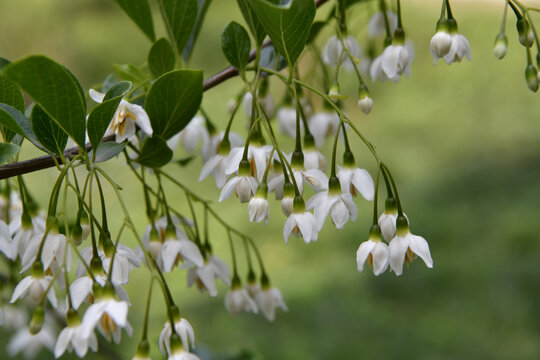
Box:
0, 143, 20, 164
175, 156, 195, 167
158, 0, 198, 54
89, 141, 126, 163
250, 0, 315, 67
101, 74, 119, 93
145, 70, 203, 140
237, 0, 266, 45
221, 22, 251, 73
87, 81, 132, 152
183, 0, 214, 62
2, 55, 87, 146
307, 21, 326, 44
137, 136, 173, 168
0, 58, 10, 71
0, 103, 41, 148
259, 45, 287, 72
148, 38, 176, 78
113, 64, 146, 84
31, 105, 68, 156
0, 65, 25, 142
112, 0, 155, 41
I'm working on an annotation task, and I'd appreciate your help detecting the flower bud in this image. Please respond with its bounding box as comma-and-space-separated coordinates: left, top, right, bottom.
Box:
29, 306, 44, 334
328, 82, 347, 101
148, 226, 162, 258
430, 19, 452, 58
493, 33, 508, 59
357, 85, 373, 115
517, 18, 534, 47
525, 64, 539, 92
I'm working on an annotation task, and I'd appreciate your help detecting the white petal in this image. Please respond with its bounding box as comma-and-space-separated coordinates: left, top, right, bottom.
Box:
371, 242, 390, 276
219, 177, 240, 202
89, 89, 105, 103
179, 240, 204, 268
356, 240, 376, 273
10, 276, 33, 303
388, 235, 409, 276
409, 234, 433, 268
351, 169, 375, 201
128, 104, 153, 135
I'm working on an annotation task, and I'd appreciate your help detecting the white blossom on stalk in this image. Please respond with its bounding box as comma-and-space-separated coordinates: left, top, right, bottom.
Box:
21, 230, 68, 273
388, 216, 433, 275
368, 11, 398, 38
219, 159, 258, 203
0, 219, 15, 260
337, 165, 375, 201
283, 197, 319, 244
430, 21, 453, 63
187, 254, 230, 297
89, 89, 153, 143
242, 91, 275, 119
303, 148, 327, 171
443, 33, 471, 65
254, 281, 287, 321
100, 243, 142, 286
81, 290, 131, 343
54, 310, 98, 358
7, 325, 56, 359
159, 308, 195, 354
224, 278, 258, 315
306, 177, 357, 231
370, 40, 414, 83
357, 90, 373, 115
493, 33, 508, 60
356, 225, 390, 276
277, 106, 301, 138
322, 34, 362, 71
11, 214, 46, 259
378, 198, 400, 242
10, 269, 57, 307
268, 154, 328, 198
225, 145, 272, 181
202, 131, 243, 162
69, 273, 129, 310
248, 184, 270, 225
170, 116, 209, 153
308, 111, 340, 148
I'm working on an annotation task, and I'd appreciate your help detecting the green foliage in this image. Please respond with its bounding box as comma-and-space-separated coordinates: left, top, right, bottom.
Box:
0, 103, 40, 148
113, 64, 147, 85
0, 142, 19, 164
2, 55, 87, 146
250, 0, 315, 68
237, 0, 266, 46
148, 38, 176, 78
89, 141, 126, 163
31, 105, 68, 156
221, 21, 251, 74
183, 0, 214, 61
157, 0, 198, 55
87, 81, 132, 153
0, 69, 24, 142
137, 135, 173, 168
112, 0, 156, 41
144, 69, 203, 140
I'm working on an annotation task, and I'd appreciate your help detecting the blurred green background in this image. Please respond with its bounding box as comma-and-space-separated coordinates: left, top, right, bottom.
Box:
1, 0, 540, 359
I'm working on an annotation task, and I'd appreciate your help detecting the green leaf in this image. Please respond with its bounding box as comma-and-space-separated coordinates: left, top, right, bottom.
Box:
2, 55, 87, 146
221, 22, 251, 73
137, 136, 173, 168
31, 105, 68, 156
237, 0, 266, 45
0, 63, 25, 142
0, 103, 41, 148
113, 64, 147, 84
89, 141, 126, 163
158, 0, 198, 54
307, 21, 326, 44
250, 0, 315, 67
112, 0, 155, 41
259, 45, 287, 72
176, 156, 195, 167
0, 143, 20, 164
87, 81, 132, 152
148, 38, 176, 78
145, 70, 203, 140
183, 0, 214, 62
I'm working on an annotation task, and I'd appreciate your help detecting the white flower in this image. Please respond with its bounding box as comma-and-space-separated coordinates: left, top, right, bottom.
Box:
378, 199, 400, 242
370, 41, 414, 83
443, 34, 471, 65
168, 348, 200, 360
0, 304, 28, 329
268, 165, 328, 199
10, 273, 57, 307
89, 89, 152, 143
225, 283, 258, 315
225, 145, 272, 181
0, 190, 22, 224
187, 254, 230, 297
356, 226, 390, 276
11, 214, 46, 259
368, 11, 398, 38
243, 91, 275, 119
277, 106, 301, 138
199, 153, 230, 188
161, 235, 204, 272
283, 209, 319, 244
337, 166, 374, 200
388, 217, 433, 276
430, 31, 453, 63
357, 95, 373, 115
172, 116, 209, 153
159, 317, 195, 354
281, 195, 294, 217
69, 273, 129, 310
21, 231, 68, 273
81, 296, 131, 343
100, 244, 142, 286
7, 326, 56, 359
306, 180, 357, 231
303, 148, 327, 171
248, 196, 270, 225
308, 111, 340, 148
493, 33, 508, 60
55, 321, 98, 358
322, 34, 361, 71
0, 219, 15, 260
202, 131, 243, 162
255, 286, 288, 321
219, 173, 258, 203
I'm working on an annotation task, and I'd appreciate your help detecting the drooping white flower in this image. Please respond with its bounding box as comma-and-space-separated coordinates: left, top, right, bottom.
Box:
493, 33, 508, 60
430, 23, 453, 63
368, 11, 398, 38
187, 254, 230, 297
202, 131, 243, 162
254, 284, 287, 322
89, 89, 152, 143
100, 243, 142, 286
303, 148, 327, 171
268, 161, 328, 198
21, 230, 68, 273
283, 198, 319, 244
10, 272, 57, 307
243, 91, 275, 119
219, 174, 258, 203
7, 326, 56, 359
277, 106, 301, 138
306, 177, 357, 231
248, 185, 270, 225
370, 40, 414, 83
171, 116, 210, 153
308, 111, 340, 148
388, 216, 433, 276
378, 198, 400, 242
443, 33, 471, 65
337, 165, 374, 200
159, 311, 195, 354
322, 34, 362, 71
225, 145, 272, 181
225, 278, 258, 315
356, 225, 390, 276
199, 152, 231, 189
0, 190, 22, 225
0, 219, 15, 260
81, 294, 131, 343
55, 311, 98, 358
357, 93, 373, 115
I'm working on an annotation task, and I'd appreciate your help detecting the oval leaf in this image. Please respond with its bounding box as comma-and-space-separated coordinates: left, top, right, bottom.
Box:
31, 105, 68, 156
112, 0, 155, 41
89, 142, 126, 163
137, 136, 173, 168
237, 0, 267, 46
0, 104, 41, 148
144, 70, 203, 140
250, 0, 315, 67
221, 21, 251, 73
87, 81, 132, 152
158, 0, 198, 54
148, 38, 176, 78
2, 55, 87, 146
0, 143, 20, 164
0, 70, 25, 142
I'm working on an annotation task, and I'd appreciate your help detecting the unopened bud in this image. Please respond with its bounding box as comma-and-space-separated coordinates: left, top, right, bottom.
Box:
517, 18, 534, 47
525, 64, 539, 92
493, 33, 508, 59
357, 85, 373, 115
328, 83, 347, 101
29, 306, 44, 334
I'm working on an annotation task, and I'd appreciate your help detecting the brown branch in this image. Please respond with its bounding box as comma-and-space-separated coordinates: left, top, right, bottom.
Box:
0, 0, 330, 180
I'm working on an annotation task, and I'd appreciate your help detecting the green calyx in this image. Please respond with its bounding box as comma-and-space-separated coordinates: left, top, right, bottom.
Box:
293, 195, 306, 213
525, 64, 539, 92
255, 182, 268, 199
218, 138, 231, 155
343, 150, 356, 168
169, 305, 181, 323
238, 159, 251, 176
384, 197, 398, 214
283, 182, 295, 197
136, 339, 150, 358
29, 306, 45, 335
21, 210, 33, 229
393, 28, 406, 44
328, 83, 347, 101
231, 275, 242, 289
169, 333, 183, 353
102, 282, 116, 298
100, 230, 114, 258
149, 226, 160, 243
291, 150, 304, 169
358, 83, 370, 100
247, 269, 256, 283
328, 176, 342, 195
395, 215, 410, 236
31, 261, 44, 277
90, 256, 105, 275
67, 308, 81, 327
165, 223, 177, 241
260, 272, 270, 288
304, 134, 316, 150
435, 18, 449, 33
447, 18, 458, 34
368, 224, 382, 242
